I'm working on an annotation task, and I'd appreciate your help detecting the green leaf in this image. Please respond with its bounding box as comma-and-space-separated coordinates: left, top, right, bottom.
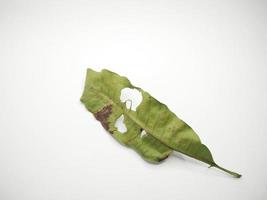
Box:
81, 68, 241, 178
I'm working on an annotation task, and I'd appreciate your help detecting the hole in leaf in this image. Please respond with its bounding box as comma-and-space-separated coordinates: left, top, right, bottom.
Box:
120, 88, 142, 111
140, 130, 147, 138
115, 115, 127, 133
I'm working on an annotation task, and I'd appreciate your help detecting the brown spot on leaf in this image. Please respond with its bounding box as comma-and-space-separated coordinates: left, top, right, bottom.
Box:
158, 155, 169, 162
94, 105, 112, 131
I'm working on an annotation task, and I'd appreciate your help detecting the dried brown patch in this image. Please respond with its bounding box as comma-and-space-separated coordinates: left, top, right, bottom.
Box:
94, 105, 112, 131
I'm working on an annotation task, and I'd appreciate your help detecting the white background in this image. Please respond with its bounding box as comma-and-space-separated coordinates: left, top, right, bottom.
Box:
1, 0, 267, 199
